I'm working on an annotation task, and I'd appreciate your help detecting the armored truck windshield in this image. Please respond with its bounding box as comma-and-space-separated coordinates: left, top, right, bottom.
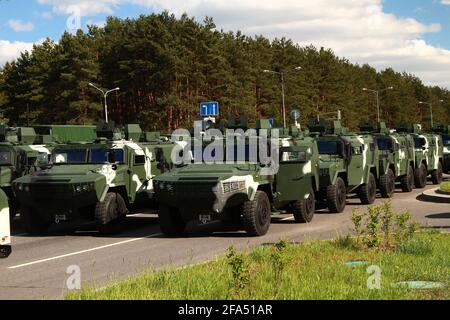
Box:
317, 140, 343, 155
414, 137, 426, 149
53, 147, 125, 164
442, 135, 450, 146
377, 137, 393, 151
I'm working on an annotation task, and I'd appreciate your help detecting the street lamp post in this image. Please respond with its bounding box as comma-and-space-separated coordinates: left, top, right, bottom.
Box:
263, 66, 302, 128
419, 99, 444, 128
89, 83, 120, 123
362, 86, 394, 125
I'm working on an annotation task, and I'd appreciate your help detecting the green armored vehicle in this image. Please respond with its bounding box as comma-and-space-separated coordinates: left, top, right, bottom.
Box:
0, 189, 11, 258
0, 126, 52, 219
13, 122, 175, 235
360, 122, 416, 197
397, 124, 443, 188
432, 125, 450, 174
309, 119, 379, 213
154, 118, 319, 237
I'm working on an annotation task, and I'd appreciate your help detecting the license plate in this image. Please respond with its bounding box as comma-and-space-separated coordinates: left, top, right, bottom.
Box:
199, 215, 212, 224
55, 215, 67, 223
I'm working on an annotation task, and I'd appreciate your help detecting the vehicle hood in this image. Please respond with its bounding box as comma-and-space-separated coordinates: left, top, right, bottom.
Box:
154, 164, 258, 183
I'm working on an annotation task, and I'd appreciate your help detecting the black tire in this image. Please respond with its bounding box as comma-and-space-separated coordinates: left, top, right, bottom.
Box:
359, 173, 377, 205
95, 192, 127, 235
242, 191, 271, 236
158, 204, 186, 236
400, 166, 415, 193
292, 189, 315, 223
326, 177, 347, 213
20, 206, 50, 235
431, 162, 443, 185
379, 169, 396, 198
414, 163, 427, 189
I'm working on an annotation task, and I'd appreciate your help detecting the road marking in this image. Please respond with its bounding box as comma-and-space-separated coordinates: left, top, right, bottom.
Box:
8, 233, 164, 270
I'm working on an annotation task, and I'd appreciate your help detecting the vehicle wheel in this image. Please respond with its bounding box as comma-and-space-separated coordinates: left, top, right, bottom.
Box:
242, 191, 271, 236
359, 173, 377, 205
95, 192, 127, 235
20, 206, 50, 235
326, 177, 347, 213
431, 162, 443, 185
158, 204, 186, 236
292, 188, 315, 223
414, 164, 427, 189
379, 169, 395, 198
400, 166, 415, 192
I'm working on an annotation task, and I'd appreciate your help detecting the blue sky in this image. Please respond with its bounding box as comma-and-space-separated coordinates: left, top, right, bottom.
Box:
0, 0, 450, 88
0, 0, 448, 49
384, 0, 450, 49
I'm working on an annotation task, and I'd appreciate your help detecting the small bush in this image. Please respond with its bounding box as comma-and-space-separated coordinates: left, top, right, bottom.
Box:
349, 202, 419, 251
398, 237, 433, 256
226, 246, 250, 296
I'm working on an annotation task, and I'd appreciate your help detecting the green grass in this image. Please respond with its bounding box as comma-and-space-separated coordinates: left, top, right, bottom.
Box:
68, 232, 450, 300
440, 182, 450, 193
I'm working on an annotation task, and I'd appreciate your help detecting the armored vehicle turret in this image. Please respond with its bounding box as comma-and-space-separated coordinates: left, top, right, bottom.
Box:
154, 118, 320, 237
309, 119, 379, 213
397, 124, 443, 188
13, 122, 176, 235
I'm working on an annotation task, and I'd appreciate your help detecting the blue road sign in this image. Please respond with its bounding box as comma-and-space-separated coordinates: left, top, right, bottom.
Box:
200, 102, 220, 117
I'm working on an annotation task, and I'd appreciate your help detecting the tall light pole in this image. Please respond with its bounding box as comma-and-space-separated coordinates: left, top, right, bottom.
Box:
263, 66, 302, 128
362, 86, 393, 126
419, 99, 444, 128
89, 83, 120, 123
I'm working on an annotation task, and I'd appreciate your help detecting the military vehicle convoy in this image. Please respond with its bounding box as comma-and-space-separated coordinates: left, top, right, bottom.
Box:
432, 125, 450, 174
13, 122, 176, 235
309, 119, 379, 213
154, 118, 320, 237
0, 126, 52, 220
397, 124, 443, 188
0, 189, 11, 258
360, 122, 416, 197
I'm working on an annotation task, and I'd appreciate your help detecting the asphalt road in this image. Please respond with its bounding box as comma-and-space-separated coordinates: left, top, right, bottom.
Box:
0, 181, 449, 300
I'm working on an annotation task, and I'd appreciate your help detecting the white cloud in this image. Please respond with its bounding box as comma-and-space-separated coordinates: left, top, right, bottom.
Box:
128, 0, 450, 89
0, 40, 34, 66
441, 1, 450, 5
8, 20, 35, 32
37, 0, 122, 16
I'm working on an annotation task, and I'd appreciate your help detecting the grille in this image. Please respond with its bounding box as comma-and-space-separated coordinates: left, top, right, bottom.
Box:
30, 184, 72, 199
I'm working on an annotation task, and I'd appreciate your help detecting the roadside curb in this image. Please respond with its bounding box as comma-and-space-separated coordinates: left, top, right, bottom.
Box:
418, 188, 450, 204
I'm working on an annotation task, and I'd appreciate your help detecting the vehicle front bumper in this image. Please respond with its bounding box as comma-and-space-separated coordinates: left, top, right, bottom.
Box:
15, 184, 98, 221
155, 182, 248, 221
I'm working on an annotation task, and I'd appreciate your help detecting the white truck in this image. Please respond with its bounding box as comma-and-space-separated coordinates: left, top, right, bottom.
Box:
0, 189, 11, 258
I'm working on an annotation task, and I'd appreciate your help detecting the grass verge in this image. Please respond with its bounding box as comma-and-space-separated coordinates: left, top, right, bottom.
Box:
68, 231, 450, 300
440, 182, 450, 193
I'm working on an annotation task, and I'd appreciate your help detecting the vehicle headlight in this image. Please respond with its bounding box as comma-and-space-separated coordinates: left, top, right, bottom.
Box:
222, 180, 246, 194
159, 182, 165, 190
24, 185, 30, 192
74, 183, 94, 194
